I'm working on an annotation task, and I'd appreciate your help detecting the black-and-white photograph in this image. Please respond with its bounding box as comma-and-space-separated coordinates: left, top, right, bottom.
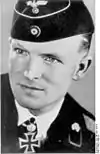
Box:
1, 0, 95, 153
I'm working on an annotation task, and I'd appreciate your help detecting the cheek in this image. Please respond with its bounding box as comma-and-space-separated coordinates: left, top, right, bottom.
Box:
45, 64, 75, 89
9, 56, 27, 73
56, 68, 74, 86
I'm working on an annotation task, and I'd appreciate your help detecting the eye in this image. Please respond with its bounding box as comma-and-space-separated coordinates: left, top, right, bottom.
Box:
13, 48, 29, 56
43, 55, 62, 64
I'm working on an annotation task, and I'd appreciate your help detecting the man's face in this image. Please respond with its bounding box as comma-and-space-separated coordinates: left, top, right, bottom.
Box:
9, 35, 84, 114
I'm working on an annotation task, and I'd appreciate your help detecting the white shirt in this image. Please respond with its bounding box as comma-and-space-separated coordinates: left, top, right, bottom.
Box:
15, 99, 64, 139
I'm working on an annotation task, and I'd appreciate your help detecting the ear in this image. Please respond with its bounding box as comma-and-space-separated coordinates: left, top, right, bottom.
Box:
8, 37, 12, 44
73, 56, 92, 81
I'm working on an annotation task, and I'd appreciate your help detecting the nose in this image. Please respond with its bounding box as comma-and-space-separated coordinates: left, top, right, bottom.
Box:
24, 56, 44, 80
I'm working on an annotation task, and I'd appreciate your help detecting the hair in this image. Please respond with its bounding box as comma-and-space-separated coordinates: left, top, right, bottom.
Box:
81, 33, 93, 50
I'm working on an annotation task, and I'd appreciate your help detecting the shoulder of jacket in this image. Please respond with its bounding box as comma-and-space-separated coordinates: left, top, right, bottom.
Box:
83, 113, 95, 133
66, 94, 95, 133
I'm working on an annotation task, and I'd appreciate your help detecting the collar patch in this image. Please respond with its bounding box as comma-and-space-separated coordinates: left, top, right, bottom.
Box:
68, 122, 82, 147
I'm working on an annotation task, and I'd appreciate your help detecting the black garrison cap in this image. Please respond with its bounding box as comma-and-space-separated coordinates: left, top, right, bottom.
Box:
11, 0, 94, 42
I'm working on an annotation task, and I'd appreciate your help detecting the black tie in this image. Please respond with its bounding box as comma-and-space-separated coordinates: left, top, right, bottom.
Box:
18, 117, 41, 153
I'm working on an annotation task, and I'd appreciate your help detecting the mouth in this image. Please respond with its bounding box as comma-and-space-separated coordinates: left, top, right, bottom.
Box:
18, 83, 44, 91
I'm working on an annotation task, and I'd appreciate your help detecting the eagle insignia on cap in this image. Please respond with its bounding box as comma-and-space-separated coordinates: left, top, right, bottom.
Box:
30, 25, 41, 37
26, 0, 48, 14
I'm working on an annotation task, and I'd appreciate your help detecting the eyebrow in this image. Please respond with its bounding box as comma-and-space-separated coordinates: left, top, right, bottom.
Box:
12, 42, 27, 51
42, 53, 60, 58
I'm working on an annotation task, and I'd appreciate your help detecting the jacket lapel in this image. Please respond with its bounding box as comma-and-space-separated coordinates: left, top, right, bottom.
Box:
38, 94, 87, 153
1, 74, 19, 153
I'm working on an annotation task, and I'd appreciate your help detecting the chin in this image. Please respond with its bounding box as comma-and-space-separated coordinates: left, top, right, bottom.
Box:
17, 95, 46, 110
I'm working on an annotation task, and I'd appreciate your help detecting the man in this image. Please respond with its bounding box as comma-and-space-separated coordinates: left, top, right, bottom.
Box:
1, 0, 95, 153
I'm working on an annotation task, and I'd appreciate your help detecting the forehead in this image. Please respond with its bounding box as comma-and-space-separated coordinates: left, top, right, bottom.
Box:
11, 35, 83, 54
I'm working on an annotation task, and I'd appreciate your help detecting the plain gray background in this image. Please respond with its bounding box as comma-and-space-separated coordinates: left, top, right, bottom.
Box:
0, 0, 95, 115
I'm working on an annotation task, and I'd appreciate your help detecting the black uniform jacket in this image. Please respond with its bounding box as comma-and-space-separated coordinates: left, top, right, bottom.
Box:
1, 74, 95, 153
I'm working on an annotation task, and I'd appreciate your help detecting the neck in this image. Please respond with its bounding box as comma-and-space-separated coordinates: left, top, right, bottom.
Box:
29, 97, 64, 116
